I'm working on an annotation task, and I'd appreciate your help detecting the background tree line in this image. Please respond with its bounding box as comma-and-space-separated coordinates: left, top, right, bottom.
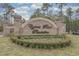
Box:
0, 3, 79, 34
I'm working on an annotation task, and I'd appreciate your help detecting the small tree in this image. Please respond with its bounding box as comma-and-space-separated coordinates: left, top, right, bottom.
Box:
66, 7, 73, 33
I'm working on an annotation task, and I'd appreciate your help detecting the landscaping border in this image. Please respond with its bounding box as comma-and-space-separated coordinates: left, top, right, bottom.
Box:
10, 35, 71, 49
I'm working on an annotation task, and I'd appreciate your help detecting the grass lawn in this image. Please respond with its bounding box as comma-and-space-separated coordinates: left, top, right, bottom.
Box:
0, 35, 79, 56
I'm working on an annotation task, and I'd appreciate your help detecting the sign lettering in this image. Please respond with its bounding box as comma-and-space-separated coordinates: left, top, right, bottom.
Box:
28, 24, 52, 34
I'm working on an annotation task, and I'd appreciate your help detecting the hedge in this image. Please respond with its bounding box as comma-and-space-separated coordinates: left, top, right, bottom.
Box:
10, 35, 71, 49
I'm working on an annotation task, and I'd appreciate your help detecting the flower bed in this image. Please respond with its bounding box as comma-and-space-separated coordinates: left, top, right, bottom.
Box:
10, 35, 71, 49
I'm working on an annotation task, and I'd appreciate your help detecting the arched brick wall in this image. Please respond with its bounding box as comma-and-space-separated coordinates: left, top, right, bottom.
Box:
21, 17, 58, 35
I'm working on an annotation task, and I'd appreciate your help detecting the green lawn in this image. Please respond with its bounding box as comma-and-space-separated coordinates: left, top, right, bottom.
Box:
0, 35, 79, 56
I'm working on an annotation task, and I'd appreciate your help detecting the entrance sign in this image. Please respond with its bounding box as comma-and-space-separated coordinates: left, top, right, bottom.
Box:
21, 18, 58, 35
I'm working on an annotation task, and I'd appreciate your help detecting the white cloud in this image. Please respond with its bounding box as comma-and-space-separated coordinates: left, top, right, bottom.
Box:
14, 4, 43, 20
14, 6, 30, 20
14, 6, 29, 13
31, 3, 43, 9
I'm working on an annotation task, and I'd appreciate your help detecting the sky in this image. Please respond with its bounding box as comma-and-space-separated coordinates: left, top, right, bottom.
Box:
0, 3, 79, 20
0, 3, 43, 20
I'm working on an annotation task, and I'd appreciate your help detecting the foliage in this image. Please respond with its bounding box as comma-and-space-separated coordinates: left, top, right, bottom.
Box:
1, 3, 14, 12
65, 17, 79, 33
71, 20, 79, 32
76, 8, 79, 13
0, 25, 3, 32
56, 3, 67, 16
10, 35, 71, 49
66, 7, 73, 20
30, 3, 53, 19
65, 7, 73, 33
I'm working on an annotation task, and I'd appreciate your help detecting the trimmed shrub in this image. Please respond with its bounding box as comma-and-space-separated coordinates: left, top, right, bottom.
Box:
10, 35, 71, 49
26, 42, 30, 47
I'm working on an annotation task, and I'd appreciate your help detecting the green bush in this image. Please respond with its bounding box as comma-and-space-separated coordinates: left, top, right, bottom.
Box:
17, 36, 21, 39
19, 35, 64, 40
10, 35, 71, 49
